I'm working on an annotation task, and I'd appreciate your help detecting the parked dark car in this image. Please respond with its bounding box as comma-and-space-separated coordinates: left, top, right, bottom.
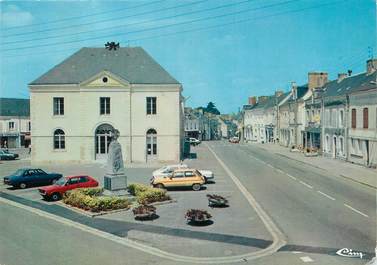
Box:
0, 149, 19, 160
3, 168, 63, 189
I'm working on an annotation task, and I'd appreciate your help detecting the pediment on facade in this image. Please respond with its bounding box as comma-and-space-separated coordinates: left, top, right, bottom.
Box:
80, 71, 130, 87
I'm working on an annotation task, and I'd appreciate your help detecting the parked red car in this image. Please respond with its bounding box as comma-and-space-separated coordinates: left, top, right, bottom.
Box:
38, 175, 98, 201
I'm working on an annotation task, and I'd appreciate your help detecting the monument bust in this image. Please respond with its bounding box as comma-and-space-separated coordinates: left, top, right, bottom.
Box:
107, 129, 125, 175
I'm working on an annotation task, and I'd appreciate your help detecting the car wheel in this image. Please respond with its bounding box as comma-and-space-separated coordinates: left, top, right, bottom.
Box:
155, 183, 165, 190
19, 183, 27, 189
192, 183, 201, 191
51, 193, 61, 201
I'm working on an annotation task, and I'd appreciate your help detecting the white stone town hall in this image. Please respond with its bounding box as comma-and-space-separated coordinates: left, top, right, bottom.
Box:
29, 47, 183, 164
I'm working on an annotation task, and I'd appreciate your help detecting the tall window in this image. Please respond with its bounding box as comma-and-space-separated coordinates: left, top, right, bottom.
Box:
28, 122, 31, 131
100, 97, 110, 115
363, 108, 369, 129
146, 97, 157, 115
339, 110, 344, 127
9, 121, 15, 130
351, 109, 356, 128
54, 129, 65, 149
340, 137, 344, 154
53, 97, 64, 115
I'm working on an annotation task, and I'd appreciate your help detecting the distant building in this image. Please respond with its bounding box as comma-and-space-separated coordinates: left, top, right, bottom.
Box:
29, 47, 183, 163
347, 59, 377, 167
0, 98, 31, 148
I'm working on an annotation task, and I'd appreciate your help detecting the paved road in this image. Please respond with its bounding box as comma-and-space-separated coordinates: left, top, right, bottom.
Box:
207, 141, 376, 257
0, 142, 374, 265
2, 201, 368, 265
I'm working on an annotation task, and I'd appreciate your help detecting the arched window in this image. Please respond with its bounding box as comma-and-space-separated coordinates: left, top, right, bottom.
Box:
54, 129, 65, 149
146, 129, 157, 159
147, 128, 157, 135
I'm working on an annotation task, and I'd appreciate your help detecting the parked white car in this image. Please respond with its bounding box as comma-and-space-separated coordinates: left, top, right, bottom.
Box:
152, 164, 214, 182
188, 138, 201, 146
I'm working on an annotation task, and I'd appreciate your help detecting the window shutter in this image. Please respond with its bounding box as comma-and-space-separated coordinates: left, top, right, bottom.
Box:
363, 108, 368, 129
351, 109, 356, 128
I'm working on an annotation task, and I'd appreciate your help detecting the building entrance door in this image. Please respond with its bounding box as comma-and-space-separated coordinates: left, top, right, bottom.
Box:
146, 129, 157, 161
95, 124, 114, 160
333, 136, 337, 158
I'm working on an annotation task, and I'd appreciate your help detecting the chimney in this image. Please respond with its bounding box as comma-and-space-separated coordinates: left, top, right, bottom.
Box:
248, 96, 257, 106
308, 72, 328, 90
275, 90, 284, 97
366, 59, 377, 74
258, 96, 268, 103
337, 73, 347, 82
347, 69, 352, 76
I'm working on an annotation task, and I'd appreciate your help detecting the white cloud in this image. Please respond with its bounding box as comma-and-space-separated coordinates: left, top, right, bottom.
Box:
1, 5, 34, 27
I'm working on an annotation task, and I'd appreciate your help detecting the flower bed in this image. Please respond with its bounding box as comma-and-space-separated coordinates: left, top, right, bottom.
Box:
185, 209, 212, 223
63, 188, 131, 213
206, 194, 229, 207
132, 205, 156, 220
127, 183, 150, 196
128, 183, 171, 205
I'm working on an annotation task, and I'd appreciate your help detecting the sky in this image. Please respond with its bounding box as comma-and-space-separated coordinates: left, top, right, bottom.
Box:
0, 0, 375, 113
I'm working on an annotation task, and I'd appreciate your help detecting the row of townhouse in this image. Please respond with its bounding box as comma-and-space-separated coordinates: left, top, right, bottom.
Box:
184, 108, 240, 141
242, 59, 377, 168
0, 98, 31, 148
184, 108, 221, 141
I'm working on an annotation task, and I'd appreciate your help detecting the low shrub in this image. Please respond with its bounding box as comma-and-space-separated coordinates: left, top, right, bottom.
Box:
79, 187, 104, 196
63, 188, 130, 212
127, 183, 150, 196
136, 188, 171, 205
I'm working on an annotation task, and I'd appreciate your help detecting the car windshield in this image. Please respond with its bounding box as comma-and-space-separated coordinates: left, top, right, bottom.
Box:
54, 177, 67, 186
14, 169, 25, 176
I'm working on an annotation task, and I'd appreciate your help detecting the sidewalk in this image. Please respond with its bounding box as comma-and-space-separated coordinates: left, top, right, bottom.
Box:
250, 143, 377, 189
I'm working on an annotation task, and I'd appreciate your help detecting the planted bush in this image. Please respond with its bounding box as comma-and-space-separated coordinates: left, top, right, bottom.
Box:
79, 187, 104, 196
63, 188, 130, 212
127, 183, 150, 196
136, 188, 171, 205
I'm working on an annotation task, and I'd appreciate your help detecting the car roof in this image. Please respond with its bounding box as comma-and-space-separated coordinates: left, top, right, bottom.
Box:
66, 175, 90, 179
174, 168, 197, 172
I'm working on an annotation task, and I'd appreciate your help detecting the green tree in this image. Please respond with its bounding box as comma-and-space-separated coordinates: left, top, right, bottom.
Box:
205, 102, 220, 115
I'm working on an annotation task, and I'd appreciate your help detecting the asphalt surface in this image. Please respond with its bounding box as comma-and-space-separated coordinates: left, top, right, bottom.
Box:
206, 141, 376, 256
1, 202, 369, 265
0, 142, 374, 265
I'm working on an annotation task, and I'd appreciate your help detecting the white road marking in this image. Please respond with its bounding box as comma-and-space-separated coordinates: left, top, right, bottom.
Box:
275, 169, 284, 174
317, 191, 335, 201
292, 251, 302, 254
300, 256, 314, 262
267, 164, 274, 168
299, 181, 313, 189
286, 173, 297, 180
205, 143, 287, 257
344, 204, 369, 218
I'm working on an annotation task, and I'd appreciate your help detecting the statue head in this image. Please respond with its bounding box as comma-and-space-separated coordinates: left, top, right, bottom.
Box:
112, 129, 120, 141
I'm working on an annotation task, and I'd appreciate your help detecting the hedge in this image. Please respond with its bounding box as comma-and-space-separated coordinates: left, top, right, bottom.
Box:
128, 183, 171, 205
136, 188, 171, 205
63, 188, 131, 212
127, 183, 150, 196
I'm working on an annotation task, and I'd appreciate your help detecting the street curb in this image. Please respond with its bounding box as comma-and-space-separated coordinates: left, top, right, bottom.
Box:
56, 201, 131, 217
204, 143, 287, 256
255, 144, 376, 190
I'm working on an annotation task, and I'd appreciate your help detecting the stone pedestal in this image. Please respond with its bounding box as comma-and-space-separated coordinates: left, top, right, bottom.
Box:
103, 174, 128, 196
